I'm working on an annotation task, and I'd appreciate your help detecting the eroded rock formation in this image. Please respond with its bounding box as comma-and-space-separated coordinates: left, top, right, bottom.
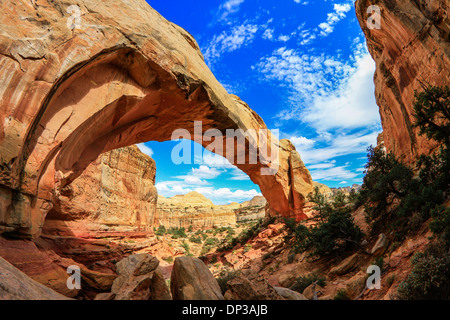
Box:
0, 0, 313, 239
356, 0, 449, 164
156, 193, 269, 228
0, 255, 70, 300
49, 145, 157, 228
170, 256, 224, 300
156, 192, 237, 229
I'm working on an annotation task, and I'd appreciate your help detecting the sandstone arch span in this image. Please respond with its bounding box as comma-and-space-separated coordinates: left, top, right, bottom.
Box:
0, 0, 313, 238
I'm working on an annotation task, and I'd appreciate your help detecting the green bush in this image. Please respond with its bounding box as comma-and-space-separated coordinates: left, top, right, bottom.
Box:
155, 225, 166, 236
286, 208, 363, 257
290, 273, 326, 294
188, 236, 202, 244
397, 243, 450, 300
168, 227, 187, 239
334, 289, 351, 300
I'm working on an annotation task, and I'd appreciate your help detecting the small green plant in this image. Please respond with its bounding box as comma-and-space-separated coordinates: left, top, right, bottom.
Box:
397, 242, 450, 300
373, 256, 384, 270
210, 254, 218, 264
334, 289, 351, 300
164, 256, 174, 263
155, 225, 166, 236
188, 236, 202, 244
287, 253, 296, 264
290, 273, 326, 294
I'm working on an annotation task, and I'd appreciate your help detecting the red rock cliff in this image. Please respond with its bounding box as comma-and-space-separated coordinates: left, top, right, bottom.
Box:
356, 0, 449, 163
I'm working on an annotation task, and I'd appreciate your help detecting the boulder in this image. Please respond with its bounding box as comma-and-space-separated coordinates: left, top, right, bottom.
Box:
303, 283, 325, 300
224, 270, 284, 300
0, 256, 70, 300
345, 271, 367, 300
170, 256, 223, 300
278, 273, 296, 288
371, 233, 387, 256
111, 254, 171, 300
329, 253, 361, 277
274, 287, 308, 300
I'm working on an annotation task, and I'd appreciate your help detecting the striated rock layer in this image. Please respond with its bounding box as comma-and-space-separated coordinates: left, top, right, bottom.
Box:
156, 192, 237, 229
356, 0, 449, 164
49, 145, 157, 228
0, 0, 313, 239
156, 193, 268, 228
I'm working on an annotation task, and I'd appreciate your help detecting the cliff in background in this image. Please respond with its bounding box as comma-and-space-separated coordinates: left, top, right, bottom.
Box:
356, 0, 449, 164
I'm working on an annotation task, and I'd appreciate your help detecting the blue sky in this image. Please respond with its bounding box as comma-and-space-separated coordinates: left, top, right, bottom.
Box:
139, 0, 382, 204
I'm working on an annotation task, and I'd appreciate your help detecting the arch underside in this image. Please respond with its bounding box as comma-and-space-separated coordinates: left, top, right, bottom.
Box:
0, 0, 313, 238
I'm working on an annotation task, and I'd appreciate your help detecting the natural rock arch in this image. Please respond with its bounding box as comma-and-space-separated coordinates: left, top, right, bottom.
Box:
0, 0, 313, 238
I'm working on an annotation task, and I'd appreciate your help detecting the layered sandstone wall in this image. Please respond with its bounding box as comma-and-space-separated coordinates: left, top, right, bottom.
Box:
155, 192, 237, 229
355, 0, 449, 164
48, 145, 157, 228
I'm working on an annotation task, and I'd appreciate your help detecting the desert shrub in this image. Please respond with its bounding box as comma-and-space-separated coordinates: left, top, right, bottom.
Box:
155, 225, 166, 236
189, 236, 202, 244
397, 242, 450, 300
217, 217, 276, 252
307, 209, 363, 257
285, 204, 362, 257
204, 237, 217, 246
168, 227, 187, 239
373, 256, 384, 270
333, 190, 348, 209
290, 273, 326, 294
334, 289, 351, 300
287, 253, 296, 264
164, 256, 173, 263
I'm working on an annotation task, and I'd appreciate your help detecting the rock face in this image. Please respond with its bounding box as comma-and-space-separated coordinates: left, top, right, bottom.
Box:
0, 0, 313, 239
156, 193, 269, 228
156, 192, 236, 229
0, 256, 70, 300
109, 254, 171, 300
224, 269, 284, 300
170, 256, 224, 300
235, 196, 267, 222
49, 145, 157, 228
356, 0, 449, 164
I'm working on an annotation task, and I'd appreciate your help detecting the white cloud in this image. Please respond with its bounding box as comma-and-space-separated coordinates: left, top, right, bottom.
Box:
277, 34, 291, 42
262, 28, 274, 40
309, 163, 359, 182
190, 165, 223, 179
318, 3, 352, 37
290, 131, 378, 165
136, 143, 154, 158
204, 23, 259, 64
257, 44, 380, 131
218, 0, 245, 22
302, 52, 380, 131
